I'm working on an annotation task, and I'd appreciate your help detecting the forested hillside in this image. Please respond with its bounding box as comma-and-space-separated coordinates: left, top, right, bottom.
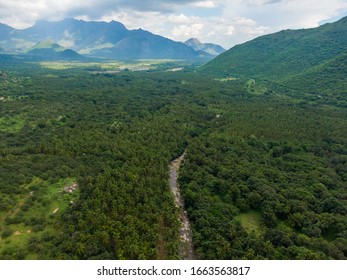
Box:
200, 16, 347, 81
281, 50, 347, 105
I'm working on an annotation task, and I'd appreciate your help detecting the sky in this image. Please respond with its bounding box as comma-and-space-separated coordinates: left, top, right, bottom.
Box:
0, 0, 346, 48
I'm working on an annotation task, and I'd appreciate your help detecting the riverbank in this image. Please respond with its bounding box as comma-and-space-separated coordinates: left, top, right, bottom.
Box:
169, 153, 195, 260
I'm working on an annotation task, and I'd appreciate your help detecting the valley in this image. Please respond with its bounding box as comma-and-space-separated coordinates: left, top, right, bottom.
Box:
0, 15, 346, 260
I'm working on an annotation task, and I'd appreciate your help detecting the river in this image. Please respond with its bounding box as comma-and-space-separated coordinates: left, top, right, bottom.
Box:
169, 153, 196, 260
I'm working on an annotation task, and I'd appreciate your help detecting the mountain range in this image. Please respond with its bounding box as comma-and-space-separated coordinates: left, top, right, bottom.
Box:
0, 18, 224, 60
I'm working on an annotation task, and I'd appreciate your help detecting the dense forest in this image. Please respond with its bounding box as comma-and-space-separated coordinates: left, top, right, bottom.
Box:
179, 101, 347, 259
0, 58, 346, 259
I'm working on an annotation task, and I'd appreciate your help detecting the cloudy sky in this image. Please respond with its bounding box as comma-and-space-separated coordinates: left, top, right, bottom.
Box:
0, 0, 346, 48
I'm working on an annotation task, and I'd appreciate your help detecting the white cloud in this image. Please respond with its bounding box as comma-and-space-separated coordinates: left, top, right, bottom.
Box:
221, 0, 347, 30
226, 26, 235, 35
243, 25, 269, 35
0, 0, 346, 48
234, 17, 257, 26
172, 23, 204, 37
216, 0, 347, 47
191, 1, 217, 8
168, 14, 192, 24
0, 0, 204, 27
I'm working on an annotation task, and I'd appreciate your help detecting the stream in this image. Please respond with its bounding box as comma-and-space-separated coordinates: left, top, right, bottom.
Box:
169, 153, 196, 260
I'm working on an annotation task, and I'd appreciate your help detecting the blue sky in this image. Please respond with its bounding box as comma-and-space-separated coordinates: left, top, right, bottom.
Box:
0, 0, 346, 48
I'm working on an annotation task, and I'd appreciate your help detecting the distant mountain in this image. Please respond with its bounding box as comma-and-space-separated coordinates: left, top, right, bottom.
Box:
0, 23, 37, 52
0, 18, 209, 60
185, 38, 225, 56
21, 18, 128, 52
201, 16, 347, 80
96, 29, 198, 59
26, 40, 85, 60
28, 40, 65, 52
0, 23, 13, 40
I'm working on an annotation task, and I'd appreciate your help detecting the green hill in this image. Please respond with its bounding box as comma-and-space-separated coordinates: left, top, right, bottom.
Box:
200, 16, 347, 81
284, 50, 347, 95
26, 40, 84, 60
28, 40, 65, 51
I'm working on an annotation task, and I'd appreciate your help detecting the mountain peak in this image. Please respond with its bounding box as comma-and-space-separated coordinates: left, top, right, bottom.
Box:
26, 40, 84, 60
109, 20, 126, 29
30, 40, 64, 50
0, 22, 13, 29
184, 38, 225, 56
0, 23, 13, 38
185, 38, 202, 45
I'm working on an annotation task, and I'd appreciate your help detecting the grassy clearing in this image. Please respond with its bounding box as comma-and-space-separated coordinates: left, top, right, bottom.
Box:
0, 115, 25, 133
215, 77, 238, 82
237, 210, 262, 233
0, 177, 78, 259
246, 79, 269, 95
36, 59, 186, 72
38, 61, 122, 70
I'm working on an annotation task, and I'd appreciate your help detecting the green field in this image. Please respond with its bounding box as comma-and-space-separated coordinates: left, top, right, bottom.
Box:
37, 59, 189, 72
238, 211, 262, 233
0, 177, 78, 259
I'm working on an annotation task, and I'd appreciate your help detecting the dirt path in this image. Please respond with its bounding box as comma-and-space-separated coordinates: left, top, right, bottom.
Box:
169, 152, 196, 260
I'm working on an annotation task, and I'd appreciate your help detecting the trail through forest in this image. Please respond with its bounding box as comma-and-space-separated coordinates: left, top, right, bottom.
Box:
169, 153, 196, 260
